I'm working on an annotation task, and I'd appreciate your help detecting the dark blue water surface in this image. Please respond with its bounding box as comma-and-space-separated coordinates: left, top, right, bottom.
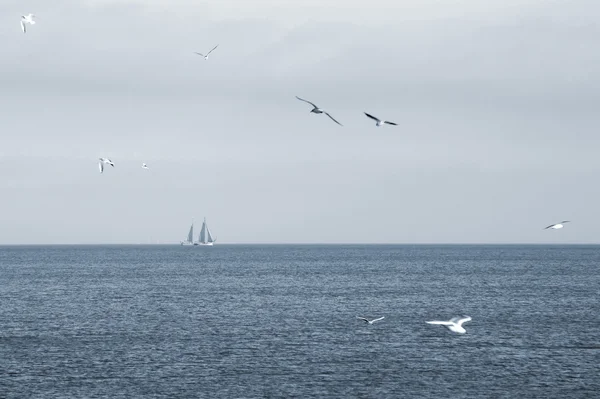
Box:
0, 245, 599, 398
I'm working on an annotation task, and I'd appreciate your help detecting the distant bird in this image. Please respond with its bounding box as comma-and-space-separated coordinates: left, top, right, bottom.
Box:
545, 221, 570, 230
356, 316, 385, 325
426, 316, 472, 334
21, 14, 35, 33
295, 96, 342, 126
194, 44, 219, 60
142, 163, 149, 170
364, 112, 397, 127
98, 158, 114, 173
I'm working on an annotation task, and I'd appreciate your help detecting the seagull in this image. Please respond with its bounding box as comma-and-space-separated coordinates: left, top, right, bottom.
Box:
356, 316, 385, 325
295, 96, 343, 126
21, 14, 36, 33
544, 221, 570, 230
194, 44, 219, 60
364, 112, 397, 127
142, 163, 149, 169
426, 316, 472, 334
98, 158, 114, 173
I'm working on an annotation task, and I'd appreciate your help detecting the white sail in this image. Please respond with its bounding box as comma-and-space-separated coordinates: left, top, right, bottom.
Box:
199, 219, 207, 244
207, 226, 214, 243
187, 223, 194, 243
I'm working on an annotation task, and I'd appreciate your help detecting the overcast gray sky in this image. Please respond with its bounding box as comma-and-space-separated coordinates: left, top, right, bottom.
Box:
1, 0, 600, 244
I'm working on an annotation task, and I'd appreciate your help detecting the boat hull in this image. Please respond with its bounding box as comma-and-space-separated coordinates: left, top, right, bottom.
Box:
197, 242, 214, 246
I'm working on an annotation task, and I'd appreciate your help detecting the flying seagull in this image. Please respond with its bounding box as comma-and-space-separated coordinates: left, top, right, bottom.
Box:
426, 316, 472, 334
98, 158, 114, 173
544, 221, 570, 230
21, 14, 35, 33
194, 44, 219, 60
356, 316, 385, 325
295, 96, 343, 126
364, 112, 397, 127
142, 163, 149, 170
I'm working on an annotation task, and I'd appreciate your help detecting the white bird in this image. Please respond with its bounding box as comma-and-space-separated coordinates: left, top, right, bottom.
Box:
356, 316, 385, 325
426, 316, 472, 334
296, 96, 343, 126
142, 163, 149, 169
364, 112, 397, 127
21, 14, 36, 33
544, 221, 570, 230
194, 44, 219, 60
98, 158, 114, 173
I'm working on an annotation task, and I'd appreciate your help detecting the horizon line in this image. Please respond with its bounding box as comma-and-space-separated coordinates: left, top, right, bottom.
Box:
0, 242, 599, 246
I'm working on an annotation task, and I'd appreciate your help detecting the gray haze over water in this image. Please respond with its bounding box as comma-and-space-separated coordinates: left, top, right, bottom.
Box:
1, 0, 600, 244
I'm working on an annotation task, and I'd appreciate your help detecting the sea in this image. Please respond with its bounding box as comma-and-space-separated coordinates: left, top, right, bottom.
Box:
0, 244, 598, 398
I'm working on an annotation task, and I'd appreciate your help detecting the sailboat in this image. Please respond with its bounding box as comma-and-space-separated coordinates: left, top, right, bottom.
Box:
197, 217, 216, 246
181, 221, 197, 246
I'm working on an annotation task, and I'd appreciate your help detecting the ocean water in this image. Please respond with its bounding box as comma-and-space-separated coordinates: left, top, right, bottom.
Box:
0, 244, 599, 398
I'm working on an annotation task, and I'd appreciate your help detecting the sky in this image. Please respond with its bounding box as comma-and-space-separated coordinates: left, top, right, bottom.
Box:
1, 0, 600, 244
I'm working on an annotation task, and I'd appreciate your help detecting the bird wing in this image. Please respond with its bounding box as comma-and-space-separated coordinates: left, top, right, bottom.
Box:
295, 96, 318, 108
426, 320, 453, 326
207, 44, 219, 55
450, 316, 471, 326
194, 52, 205, 57
384, 121, 398, 126
325, 112, 343, 126
364, 112, 380, 122
21, 20, 26, 33
98, 162, 103, 173
561, 221, 570, 224
356, 317, 369, 323
544, 224, 556, 229
371, 317, 385, 323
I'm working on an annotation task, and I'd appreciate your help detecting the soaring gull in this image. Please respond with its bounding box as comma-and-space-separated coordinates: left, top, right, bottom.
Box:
21, 14, 36, 33
364, 112, 397, 127
98, 158, 114, 173
426, 316, 472, 334
356, 316, 385, 325
295, 96, 343, 126
194, 44, 219, 60
544, 221, 570, 230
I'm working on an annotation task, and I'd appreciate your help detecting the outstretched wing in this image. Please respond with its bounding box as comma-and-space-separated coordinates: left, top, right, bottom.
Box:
426, 320, 453, 326
21, 20, 26, 33
207, 44, 219, 55
371, 316, 385, 323
194, 52, 205, 57
98, 162, 104, 173
325, 112, 342, 126
295, 96, 318, 108
356, 316, 369, 323
364, 112, 380, 122
544, 224, 556, 229
450, 316, 471, 326
384, 121, 398, 126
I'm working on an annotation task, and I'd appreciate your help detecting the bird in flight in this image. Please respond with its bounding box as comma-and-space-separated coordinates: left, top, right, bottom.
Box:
356, 316, 385, 325
194, 44, 219, 60
426, 316, 472, 334
364, 112, 397, 127
21, 14, 36, 33
544, 221, 570, 230
142, 163, 149, 170
98, 158, 114, 173
295, 96, 342, 126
